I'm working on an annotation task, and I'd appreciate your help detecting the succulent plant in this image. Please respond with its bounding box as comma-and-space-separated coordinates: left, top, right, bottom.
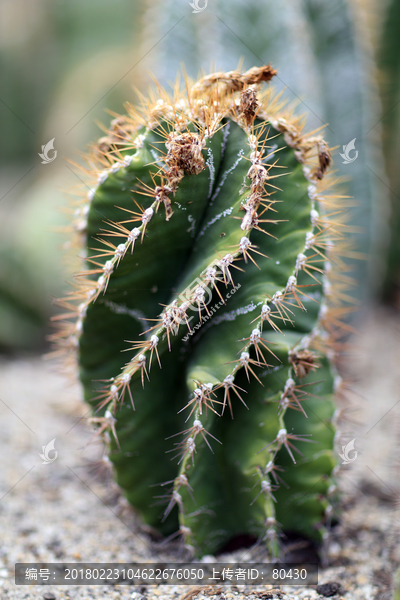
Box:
55, 65, 351, 557
394, 566, 400, 600
378, 0, 400, 300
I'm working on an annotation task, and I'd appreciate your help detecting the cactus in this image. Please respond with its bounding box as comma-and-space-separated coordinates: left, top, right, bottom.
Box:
55, 65, 351, 556
394, 566, 400, 600
377, 0, 400, 300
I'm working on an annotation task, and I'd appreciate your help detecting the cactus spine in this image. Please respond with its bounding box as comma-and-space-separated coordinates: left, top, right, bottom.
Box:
55, 65, 351, 556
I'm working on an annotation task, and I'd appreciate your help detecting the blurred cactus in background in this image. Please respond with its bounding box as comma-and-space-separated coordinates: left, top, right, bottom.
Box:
0, 0, 142, 165
376, 0, 400, 302
138, 0, 389, 305
0, 0, 143, 350
55, 66, 352, 556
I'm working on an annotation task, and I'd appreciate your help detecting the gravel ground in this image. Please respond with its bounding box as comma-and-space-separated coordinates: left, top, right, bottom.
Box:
0, 309, 399, 600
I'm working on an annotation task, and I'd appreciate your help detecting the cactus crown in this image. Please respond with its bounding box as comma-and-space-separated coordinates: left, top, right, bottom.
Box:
54, 65, 351, 557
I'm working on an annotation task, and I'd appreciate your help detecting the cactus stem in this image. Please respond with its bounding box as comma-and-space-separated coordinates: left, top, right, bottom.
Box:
52, 64, 356, 553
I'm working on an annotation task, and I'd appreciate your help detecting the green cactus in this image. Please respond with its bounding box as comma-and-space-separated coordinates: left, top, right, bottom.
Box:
394, 566, 400, 600
378, 0, 400, 301
55, 66, 351, 556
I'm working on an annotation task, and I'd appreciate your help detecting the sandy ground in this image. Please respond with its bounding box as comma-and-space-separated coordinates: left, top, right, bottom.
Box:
0, 308, 399, 600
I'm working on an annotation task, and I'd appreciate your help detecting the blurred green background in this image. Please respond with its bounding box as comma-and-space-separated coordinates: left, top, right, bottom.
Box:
0, 0, 398, 352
